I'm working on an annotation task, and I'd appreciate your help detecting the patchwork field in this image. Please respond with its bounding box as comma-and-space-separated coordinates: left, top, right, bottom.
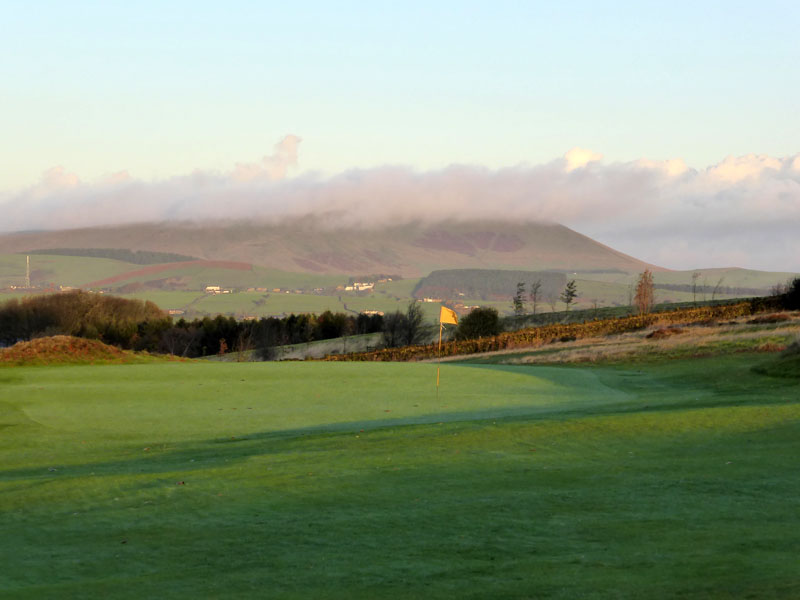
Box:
1, 355, 799, 598
4, 251, 795, 319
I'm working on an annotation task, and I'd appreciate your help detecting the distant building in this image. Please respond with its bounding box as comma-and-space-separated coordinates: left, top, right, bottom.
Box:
347, 282, 375, 292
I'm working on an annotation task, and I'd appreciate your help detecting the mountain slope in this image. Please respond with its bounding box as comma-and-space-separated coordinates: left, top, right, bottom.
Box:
0, 219, 661, 277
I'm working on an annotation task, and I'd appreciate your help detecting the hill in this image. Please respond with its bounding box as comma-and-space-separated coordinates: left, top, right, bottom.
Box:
0, 219, 660, 278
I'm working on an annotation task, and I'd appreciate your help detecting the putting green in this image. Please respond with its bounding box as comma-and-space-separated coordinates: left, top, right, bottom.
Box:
1, 356, 798, 598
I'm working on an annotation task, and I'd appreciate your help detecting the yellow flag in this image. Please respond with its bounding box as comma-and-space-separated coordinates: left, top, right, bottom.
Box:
439, 306, 458, 325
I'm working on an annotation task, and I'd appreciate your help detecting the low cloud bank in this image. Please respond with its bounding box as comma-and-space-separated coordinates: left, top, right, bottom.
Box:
2, 136, 799, 271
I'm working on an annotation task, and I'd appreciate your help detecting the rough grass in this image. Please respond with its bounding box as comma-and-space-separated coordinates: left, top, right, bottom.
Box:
1, 357, 799, 598
458, 312, 800, 367
752, 338, 800, 378
0, 335, 172, 366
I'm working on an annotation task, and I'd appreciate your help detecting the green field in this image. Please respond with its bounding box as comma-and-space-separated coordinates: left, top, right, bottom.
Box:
1, 355, 799, 598
0, 254, 136, 288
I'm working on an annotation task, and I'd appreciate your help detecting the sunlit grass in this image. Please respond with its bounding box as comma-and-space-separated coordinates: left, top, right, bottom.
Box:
1, 356, 799, 598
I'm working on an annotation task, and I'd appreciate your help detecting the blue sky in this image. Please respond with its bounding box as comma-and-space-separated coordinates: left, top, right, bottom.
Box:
1, 1, 799, 270
3, 1, 798, 188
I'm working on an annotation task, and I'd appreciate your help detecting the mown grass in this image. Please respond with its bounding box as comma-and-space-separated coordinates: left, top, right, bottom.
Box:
1, 358, 799, 598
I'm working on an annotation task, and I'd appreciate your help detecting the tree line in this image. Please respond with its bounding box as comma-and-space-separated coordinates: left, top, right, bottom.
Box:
0, 291, 384, 358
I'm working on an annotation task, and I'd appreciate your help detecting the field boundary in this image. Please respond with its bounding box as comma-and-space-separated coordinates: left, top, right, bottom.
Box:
325, 300, 778, 362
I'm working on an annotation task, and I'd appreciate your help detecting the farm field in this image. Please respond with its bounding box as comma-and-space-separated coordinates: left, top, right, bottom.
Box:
1, 355, 799, 598
4, 253, 794, 319
0, 254, 135, 289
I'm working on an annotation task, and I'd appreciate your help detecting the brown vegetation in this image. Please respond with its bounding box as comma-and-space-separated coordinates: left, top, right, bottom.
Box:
325, 302, 762, 362
747, 313, 791, 324
646, 327, 685, 339
0, 336, 167, 366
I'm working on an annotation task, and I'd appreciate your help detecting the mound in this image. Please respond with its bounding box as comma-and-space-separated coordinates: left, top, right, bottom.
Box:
0, 336, 155, 366
752, 340, 800, 378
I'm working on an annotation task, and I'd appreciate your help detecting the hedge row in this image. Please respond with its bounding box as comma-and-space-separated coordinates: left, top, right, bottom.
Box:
324, 300, 774, 363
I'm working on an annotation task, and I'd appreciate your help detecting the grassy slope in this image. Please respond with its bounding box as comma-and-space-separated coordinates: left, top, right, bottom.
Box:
0, 253, 137, 288
1, 357, 799, 598
0, 220, 658, 277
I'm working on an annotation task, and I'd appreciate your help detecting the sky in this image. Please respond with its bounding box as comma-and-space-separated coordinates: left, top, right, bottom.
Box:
1, 1, 799, 271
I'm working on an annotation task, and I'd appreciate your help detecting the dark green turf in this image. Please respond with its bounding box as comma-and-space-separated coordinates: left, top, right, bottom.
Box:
1, 357, 798, 598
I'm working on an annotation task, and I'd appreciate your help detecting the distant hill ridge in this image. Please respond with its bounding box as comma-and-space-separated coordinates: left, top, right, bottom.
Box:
27, 248, 198, 264
0, 219, 661, 277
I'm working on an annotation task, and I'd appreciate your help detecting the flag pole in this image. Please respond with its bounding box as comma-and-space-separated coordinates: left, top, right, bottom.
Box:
436, 306, 457, 402
436, 322, 442, 401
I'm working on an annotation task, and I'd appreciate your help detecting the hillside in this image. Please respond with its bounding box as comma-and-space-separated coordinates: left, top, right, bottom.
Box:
0, 219, 660, 278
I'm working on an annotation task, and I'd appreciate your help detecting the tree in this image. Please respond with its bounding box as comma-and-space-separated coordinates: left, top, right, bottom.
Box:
560, 280, 577, 312
512, 282, 526, 316
381, 311, 405, 348
402, 301, 428, 346
382, 302, 430, 348
780, 277, 800, 310
634, 269, 655, 315
711, 277, 725, 301
691, 272, 701, 305
455, 307, 501, 340
529, 279, 542, 316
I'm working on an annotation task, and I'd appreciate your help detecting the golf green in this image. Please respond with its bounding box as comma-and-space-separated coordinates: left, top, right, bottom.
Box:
1, 357, 798, 598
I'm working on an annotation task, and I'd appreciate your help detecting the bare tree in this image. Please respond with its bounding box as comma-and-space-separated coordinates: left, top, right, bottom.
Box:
529, 279, 542, 316
634, 269, 655, 315
711, 277, 725, 301
691, 272, 701, 305
382, 302, 429, 348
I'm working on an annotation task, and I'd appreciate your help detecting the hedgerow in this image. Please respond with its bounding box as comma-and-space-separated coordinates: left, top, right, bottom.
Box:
325, 300, 777, 362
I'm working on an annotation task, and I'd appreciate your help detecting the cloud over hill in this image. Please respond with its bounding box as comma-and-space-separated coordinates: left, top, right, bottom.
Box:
2, 137, 799, 271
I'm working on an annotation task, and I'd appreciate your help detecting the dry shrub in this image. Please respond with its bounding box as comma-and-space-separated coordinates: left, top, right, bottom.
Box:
646, 327, 685, 340
748, 313, 791, 325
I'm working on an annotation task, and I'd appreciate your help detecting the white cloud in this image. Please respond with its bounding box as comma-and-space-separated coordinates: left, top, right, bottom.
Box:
1, 140, 799, 271
705, 153, 783, 182
39, 166, 81, 191
564, 147, 604, 172
232, 134, 302, 182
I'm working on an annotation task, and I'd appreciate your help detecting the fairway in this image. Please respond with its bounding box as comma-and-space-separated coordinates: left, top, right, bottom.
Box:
1, 357, 799, 598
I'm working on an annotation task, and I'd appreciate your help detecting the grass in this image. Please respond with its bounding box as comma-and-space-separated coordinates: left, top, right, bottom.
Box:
752, 339, 800, 378
1, 355, 799, 598
0, 253, 136, 288
459, 313, 800, 367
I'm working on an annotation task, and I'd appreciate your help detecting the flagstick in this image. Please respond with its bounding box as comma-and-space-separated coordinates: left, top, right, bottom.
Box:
436, 322, 443, 401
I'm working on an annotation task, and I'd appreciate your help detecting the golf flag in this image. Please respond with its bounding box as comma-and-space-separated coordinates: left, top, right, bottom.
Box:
437, 307, 457, 397
439, 306, 458, 325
